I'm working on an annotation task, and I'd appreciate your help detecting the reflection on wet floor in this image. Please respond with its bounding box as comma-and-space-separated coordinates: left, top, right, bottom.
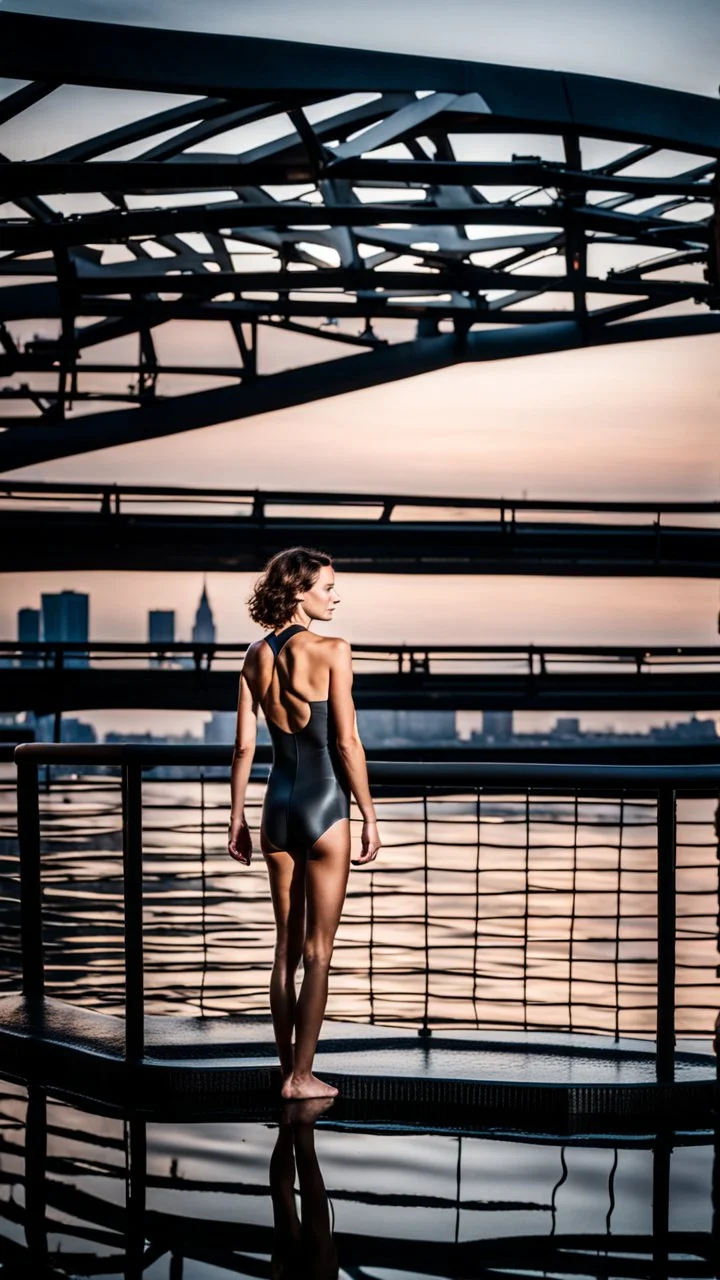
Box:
0, 1075, 717, 1279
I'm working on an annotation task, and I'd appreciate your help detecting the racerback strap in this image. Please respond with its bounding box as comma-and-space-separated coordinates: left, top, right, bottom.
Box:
264, 624, 307, 700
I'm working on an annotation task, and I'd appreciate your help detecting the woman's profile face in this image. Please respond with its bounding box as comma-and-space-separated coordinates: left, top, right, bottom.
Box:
301, 564, 340, 622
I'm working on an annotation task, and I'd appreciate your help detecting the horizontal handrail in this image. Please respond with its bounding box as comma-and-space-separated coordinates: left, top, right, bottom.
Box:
13, 741, 720, 785
1, 479, 719, 516
5, 640, 720, 659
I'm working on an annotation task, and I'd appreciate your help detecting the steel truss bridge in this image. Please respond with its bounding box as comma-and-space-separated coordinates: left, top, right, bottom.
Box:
0, 11, 719, 472
4, 641, 720, 713
1, 481, 719, 575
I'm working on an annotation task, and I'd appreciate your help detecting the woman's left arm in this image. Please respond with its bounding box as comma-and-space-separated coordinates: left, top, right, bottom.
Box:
228, 650, 258, 864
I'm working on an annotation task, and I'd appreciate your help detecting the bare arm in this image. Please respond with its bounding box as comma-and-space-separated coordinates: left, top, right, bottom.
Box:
328, 639, 380, 863
228, 649, 258, 864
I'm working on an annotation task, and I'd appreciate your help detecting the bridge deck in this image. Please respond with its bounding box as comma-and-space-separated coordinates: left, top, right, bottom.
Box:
0, 995, 713, 1131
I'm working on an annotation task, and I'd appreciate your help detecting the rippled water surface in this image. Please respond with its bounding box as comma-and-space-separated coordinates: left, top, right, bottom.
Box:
0, 1076, 716, 1278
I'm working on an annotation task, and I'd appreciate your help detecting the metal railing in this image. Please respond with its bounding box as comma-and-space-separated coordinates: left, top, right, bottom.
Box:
2, 479, 720, 525
5, 639, 720, 675
7, 642, 720, 718
3, 482, 719, 578
7, 745, 720, 1082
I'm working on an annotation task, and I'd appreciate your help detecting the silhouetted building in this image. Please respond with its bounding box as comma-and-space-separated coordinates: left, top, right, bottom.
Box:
149, 610, 175, 645
41, 590, 89, 668
469, 712, 718, 748
356, 710, 398, 743
396, 710, 456, 741
204, 710, 270, 745
32, 713, 97, 744
482, 710, 513, 741
649, 714, 718, 742
17, 607, 41, 667
357, 709, 457, 744
552, 717, 581, 739
192, 581, 216, 645
149, 609, 175, 667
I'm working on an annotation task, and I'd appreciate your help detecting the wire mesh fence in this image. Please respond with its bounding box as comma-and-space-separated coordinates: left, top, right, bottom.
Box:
1, 762, 716, 1041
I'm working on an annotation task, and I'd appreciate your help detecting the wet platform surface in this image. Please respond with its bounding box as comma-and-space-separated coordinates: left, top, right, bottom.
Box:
0, 994, 715, 1132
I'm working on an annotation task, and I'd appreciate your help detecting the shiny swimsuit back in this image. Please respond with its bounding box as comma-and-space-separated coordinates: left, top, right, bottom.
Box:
261, 625, 351, 855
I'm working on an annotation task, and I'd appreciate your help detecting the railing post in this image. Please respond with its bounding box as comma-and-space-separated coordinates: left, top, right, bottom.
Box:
419, 790, 431, 1038
17, 759, 44, 1001
126, 1116, 147, 1280
656, 787, 676, 1084
121, 764, 144, 1061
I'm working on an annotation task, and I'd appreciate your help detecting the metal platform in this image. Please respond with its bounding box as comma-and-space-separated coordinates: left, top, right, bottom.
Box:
0, 996, 714, 1132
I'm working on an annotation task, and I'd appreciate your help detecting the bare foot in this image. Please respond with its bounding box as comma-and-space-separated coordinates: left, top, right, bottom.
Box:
280, 1073, 339, 1100
285, 1097, 335, 1125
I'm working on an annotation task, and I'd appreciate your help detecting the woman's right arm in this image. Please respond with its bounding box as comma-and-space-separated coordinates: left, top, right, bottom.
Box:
328, 638, 381, 864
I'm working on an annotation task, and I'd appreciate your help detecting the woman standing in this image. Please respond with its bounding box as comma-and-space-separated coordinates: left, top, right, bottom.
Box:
228, 546, 381, 1099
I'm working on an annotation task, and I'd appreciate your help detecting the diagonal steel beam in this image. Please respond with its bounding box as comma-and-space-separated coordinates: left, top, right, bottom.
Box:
0, 158, 712, 196
2, 314, 720, 474
0, 201, 702, 253
0, 80, 60, 127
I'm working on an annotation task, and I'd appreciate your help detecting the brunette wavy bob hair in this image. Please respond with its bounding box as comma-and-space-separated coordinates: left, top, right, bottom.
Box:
246, 545, 333, 631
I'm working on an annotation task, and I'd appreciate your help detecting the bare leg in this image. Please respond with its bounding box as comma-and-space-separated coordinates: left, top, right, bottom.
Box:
262, 840, 306, 1079
293, 1110, 339, 1279
269, 1120, 301, 1275
281, 818, 350, 1100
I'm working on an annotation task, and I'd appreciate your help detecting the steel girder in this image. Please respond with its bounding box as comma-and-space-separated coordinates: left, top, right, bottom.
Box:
1, 481, 719, 576
0, 11, 718, 471
4, 656, 720, 713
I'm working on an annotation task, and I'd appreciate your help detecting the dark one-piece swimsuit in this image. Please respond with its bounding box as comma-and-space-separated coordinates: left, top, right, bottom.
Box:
261, 624, 351, 855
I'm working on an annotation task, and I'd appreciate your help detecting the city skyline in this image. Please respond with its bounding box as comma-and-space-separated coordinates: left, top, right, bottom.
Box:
12, 705, 716, 751
6, 578, 719, 741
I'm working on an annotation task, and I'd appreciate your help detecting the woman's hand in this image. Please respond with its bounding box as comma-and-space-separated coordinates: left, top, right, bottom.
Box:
352, 818, 381, 867
228, 813, 252, 865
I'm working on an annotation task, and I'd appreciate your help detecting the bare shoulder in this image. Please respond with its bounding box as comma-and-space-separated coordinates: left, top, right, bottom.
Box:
321, 636, 352, 675
241, 636, 266, 670
320, 635, 351, 656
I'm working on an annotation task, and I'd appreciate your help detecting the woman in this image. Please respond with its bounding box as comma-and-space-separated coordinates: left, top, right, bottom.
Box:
228, 546, 381, 1100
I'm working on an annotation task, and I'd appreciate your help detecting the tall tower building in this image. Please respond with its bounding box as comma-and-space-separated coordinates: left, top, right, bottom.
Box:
149, 609, 175, 668
41, 590, 89, 668
149, 610, 175, 644
191, 581, 216, 645
18, 607, 41, 668
482, 709, 513, 742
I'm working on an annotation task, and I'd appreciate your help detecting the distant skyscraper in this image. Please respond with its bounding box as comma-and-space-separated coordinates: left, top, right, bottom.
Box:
552, 717, 581, 740
41, 590, 89, 668
18, 607, 41, 668
149, 610, 175, 644
482, 710, 513, 741
149, 609, 175, 668
192, 581, 216, 645
396, 710, 457, 742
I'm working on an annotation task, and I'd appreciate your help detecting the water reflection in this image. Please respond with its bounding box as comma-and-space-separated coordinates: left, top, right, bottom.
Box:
0, 1076, 717, 1279
271, 1099, 338, 1280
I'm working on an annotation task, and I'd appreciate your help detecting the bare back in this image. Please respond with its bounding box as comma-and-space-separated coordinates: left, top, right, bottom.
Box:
246, 629, 334, 736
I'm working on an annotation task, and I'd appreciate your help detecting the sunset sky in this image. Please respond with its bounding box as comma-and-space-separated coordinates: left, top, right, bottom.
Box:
1, 0, 718, 735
